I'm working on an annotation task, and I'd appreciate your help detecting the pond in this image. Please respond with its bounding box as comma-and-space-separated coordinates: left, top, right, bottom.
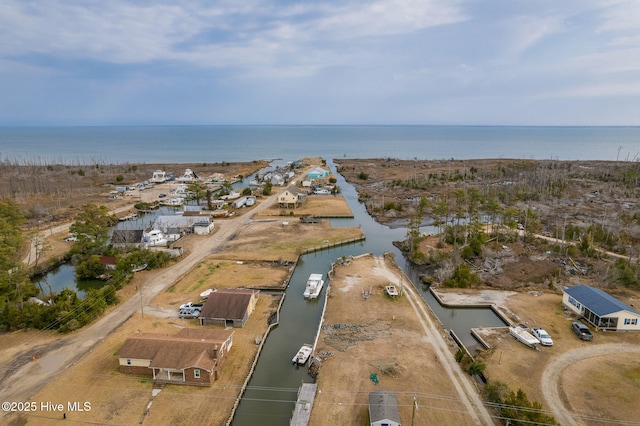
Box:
32, 263, 105, 300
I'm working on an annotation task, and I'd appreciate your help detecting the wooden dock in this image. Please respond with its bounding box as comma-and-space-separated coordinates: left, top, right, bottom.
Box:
289, 383, 317, 426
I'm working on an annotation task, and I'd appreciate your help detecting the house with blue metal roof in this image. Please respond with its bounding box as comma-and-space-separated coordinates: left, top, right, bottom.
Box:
563, 284, 640, 331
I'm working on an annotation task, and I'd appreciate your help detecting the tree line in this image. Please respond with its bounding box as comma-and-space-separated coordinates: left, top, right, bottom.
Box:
0, 201, 170, 332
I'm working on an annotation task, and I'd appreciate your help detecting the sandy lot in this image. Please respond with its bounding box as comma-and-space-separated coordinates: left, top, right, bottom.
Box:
309, 254, 493, 425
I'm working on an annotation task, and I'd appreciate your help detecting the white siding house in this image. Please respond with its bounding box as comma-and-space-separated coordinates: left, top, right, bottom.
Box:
563, 284, 640, 331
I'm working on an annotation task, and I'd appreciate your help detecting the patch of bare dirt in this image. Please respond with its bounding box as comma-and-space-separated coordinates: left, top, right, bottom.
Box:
309, 254, 492, 425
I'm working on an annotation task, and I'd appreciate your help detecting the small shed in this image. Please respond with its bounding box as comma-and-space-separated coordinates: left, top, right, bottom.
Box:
369, 390, 401, 426
563, 284, 640, 331
199, 289, 260, 328
193, 220, 215, 235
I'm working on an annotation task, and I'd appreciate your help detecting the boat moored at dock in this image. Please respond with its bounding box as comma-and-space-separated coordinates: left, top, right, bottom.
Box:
303, 273, 324, 299
292, 344, 313, 365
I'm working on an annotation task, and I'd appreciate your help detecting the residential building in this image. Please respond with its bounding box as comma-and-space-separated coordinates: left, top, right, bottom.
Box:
369, 390, 402, 426
278, 186, 307, 209
199, 289, 260, 328
118, 328, 234, 386
563, 284, 640, 331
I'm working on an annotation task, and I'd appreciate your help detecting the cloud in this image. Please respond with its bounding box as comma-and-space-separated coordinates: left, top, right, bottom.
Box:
0, 0, 466, 69
501, 14, 565, 56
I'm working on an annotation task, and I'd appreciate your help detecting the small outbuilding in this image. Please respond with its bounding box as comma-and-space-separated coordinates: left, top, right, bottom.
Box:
199, 289, 260, 328
369, 390, 402, 426
563, 284, 640, 331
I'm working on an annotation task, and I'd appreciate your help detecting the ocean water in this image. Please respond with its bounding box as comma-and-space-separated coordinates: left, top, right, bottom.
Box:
1, 125, 639, 164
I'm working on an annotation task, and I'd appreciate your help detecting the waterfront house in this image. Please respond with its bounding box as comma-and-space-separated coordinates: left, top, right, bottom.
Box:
369, 390, 402, 426
199, 289, 260, 328
563, 284, 640, 331
118, 328, 234, 386
307, 167, 330, 179
278, 186, 308, 209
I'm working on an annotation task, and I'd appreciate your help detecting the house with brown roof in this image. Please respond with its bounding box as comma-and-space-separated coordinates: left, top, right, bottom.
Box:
199, 289, 260, 328
117, 328, 234, 386
278, 185, 307, 209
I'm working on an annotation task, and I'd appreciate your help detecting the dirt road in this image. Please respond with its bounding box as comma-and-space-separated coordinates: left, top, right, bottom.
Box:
388, 257, 494, 425
541, 343, 640, 426
1, 191, 279, 411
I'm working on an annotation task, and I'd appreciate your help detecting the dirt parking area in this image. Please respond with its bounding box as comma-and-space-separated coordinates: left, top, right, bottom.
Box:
309, 254, 484, 425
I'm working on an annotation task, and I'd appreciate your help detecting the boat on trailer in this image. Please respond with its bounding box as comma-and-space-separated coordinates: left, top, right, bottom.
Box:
303, 274, 324, 299
509, 324, 540, 349
292, 344, 313, 365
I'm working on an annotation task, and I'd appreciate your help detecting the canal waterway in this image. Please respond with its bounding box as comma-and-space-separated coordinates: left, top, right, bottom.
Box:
231, 160, 507, 425
32, 159, 507, 423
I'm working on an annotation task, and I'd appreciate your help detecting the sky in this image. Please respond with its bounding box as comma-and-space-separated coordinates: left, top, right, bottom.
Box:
1, 0, 639, 126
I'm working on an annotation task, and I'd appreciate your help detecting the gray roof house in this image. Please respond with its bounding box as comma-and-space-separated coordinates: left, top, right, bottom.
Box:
563, 284, 640, 331
369, 390, 401, 426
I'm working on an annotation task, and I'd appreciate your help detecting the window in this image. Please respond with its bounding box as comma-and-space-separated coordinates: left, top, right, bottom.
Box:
194, 369, 201, 379
126, 359, 132, 366
624, 318, 638, 325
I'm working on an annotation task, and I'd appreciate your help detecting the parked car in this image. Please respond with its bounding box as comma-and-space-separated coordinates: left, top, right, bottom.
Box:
531, 327, 554, 346
178, 308, 201, 319
571, 321, 593, 341
179, 302, 203, 310
158, 193, 167, 198
63, 235, 78, 242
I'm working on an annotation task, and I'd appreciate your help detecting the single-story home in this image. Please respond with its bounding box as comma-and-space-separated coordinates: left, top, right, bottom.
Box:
563, 284, 640, 331
369, 390, 402, 426
307, 167, 330, 179
118, 328, 234, 386
278, 186, 307, 209
199, 289, 260, 328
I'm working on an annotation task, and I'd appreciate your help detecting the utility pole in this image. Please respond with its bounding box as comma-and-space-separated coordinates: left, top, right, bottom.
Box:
411, 394, 418, 425
140, 285, 144, 318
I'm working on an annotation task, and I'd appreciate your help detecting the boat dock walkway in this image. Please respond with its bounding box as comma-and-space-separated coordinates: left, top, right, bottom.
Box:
289, 383, 317, 426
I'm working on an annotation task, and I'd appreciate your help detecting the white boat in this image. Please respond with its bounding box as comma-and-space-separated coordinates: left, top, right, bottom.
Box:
161, 197, 184, 207
150, 170, 168, 183
176, 168, 198, 183
303, 273, 324, 299
132, 263, 147, 272
292, 344, 313, 365
509, 324, 540, 349
199, 288, 217, 299
143, 229, 168, 247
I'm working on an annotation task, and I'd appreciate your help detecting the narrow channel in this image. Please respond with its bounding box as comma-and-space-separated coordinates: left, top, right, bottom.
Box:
231, 160, 507, 425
